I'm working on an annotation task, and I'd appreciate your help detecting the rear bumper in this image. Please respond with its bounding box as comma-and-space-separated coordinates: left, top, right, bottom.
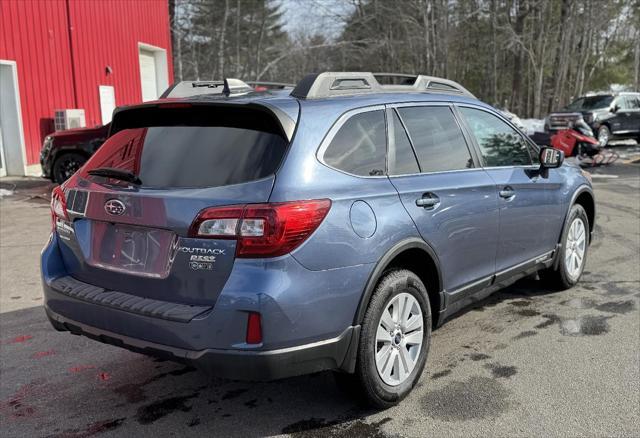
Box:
41, 232, 368, 379
45, 305, 359, 380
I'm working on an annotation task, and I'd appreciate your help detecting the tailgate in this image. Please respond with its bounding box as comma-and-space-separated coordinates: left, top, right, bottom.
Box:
54, 103, 290, 306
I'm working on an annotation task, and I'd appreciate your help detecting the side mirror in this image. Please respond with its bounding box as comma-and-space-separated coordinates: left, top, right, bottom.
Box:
540, 147, 564, 169
610, 105, 619, 113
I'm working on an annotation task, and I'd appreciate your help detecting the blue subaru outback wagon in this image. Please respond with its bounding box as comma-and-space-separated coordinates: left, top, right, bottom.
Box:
42, 72, 595, 407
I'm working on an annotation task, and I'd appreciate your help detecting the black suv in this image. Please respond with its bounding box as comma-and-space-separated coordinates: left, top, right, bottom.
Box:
545, 92, 640, 146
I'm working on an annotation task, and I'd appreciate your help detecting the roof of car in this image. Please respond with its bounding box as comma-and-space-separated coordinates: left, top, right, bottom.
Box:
580, 91, 640, 97
151, 86, 488, 114
152, 72, 487, 114
111, 74, 494, 143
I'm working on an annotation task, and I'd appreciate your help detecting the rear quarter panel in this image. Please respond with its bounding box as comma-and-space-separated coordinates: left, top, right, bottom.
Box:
270, 100, 422, 271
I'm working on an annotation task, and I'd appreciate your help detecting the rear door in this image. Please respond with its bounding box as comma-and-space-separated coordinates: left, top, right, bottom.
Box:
387, 104, 499, 295
609, 96, 628, 134
56, 103, 290, 306
620, 96, 640, 133
456, 105, 563, 273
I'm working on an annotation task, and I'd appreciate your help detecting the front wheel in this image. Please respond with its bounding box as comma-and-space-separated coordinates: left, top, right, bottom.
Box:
597, 125, 611, 147
542, 204, 589, 290
337, 269, 431, 408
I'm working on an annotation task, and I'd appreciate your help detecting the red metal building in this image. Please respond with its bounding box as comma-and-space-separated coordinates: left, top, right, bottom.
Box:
0, 0, 173, 176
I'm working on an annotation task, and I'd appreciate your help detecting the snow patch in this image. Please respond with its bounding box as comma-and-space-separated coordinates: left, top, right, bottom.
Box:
520, 118, 545, 135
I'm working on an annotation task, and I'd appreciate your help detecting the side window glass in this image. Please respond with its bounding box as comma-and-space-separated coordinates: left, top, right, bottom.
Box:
615, 97, 628, 110
323, 110, 387, 176
397, 106, 474, 172
388, 110, 419, 175
458, 107, 532, 167
624, 96, 639, 109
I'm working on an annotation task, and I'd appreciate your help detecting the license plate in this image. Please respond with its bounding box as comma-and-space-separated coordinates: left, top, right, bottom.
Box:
88, 221, 177, 278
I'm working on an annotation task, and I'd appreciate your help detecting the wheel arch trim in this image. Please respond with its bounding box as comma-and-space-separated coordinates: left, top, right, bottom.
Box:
353, 237, 444, 326
553, 185, 595, 269
566, 185, 595, 232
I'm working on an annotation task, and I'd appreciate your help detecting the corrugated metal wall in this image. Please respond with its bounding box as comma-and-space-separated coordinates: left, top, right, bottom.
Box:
0, 0, 173, 167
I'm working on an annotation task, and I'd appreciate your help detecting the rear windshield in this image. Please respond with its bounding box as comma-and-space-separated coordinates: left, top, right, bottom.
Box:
80, 107, 288, 188
565, 96, 613, 111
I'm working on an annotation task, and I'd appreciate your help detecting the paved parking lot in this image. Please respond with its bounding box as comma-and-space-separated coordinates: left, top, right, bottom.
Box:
1, 160, 639, 438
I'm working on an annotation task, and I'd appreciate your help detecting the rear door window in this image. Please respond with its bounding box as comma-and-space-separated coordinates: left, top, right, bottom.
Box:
624, 96, 640, 109
322, 110, 387, 176
458, 107, 533, 167
618, 97, 631, 110
397, 106, 474, 172
81, 108, 288, 188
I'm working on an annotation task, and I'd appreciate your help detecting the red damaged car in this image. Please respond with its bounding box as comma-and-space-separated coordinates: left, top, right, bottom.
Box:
40, 123, 110, 184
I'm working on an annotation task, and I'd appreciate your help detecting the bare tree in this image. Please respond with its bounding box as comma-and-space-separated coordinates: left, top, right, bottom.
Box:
171, 0, 639, 117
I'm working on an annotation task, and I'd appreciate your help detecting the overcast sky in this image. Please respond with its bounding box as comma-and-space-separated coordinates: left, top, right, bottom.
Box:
280, 0, 354, 38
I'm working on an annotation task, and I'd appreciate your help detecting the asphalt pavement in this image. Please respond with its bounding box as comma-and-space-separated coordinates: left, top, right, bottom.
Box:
1, 160, 638, 438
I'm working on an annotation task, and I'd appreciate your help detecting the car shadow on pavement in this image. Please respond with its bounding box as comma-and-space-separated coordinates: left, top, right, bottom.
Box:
0, 306, 385, 437
440, 276, 564, 325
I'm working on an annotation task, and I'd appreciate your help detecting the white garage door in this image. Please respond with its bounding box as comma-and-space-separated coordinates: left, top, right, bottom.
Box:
139, 50, 157, 102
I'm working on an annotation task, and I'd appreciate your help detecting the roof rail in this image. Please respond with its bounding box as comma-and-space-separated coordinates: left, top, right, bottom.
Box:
246, 81, 295, 89
290, 72, 476, 99
161, 78, 254, 98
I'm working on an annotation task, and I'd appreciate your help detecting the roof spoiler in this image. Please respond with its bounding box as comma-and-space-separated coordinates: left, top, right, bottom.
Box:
160, 78, 254, 98
290, 72, 476, 99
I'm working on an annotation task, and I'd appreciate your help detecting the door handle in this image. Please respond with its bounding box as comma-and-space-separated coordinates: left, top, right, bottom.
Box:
499, 187, 515, 199
416, 193, 440, 209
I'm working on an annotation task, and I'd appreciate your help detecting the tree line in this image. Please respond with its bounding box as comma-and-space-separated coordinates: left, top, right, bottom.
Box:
169, 0, 640, 118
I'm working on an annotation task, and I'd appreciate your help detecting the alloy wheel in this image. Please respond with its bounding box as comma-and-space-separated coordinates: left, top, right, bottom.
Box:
375, 292, 424, 386
565, 217, 587, 280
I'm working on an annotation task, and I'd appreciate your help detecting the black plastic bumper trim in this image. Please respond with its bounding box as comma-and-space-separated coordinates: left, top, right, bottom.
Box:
45, 306, 358, 381
50, 276, 212, 323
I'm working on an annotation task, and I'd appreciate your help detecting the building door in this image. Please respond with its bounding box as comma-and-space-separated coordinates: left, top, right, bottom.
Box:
0, 61, 26, 176
99, 85, 116, 124
139, 49, 158, 102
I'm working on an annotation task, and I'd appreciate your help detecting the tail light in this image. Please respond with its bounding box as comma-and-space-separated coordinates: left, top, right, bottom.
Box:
51, 186, 69, 228
189, 199, 331, 258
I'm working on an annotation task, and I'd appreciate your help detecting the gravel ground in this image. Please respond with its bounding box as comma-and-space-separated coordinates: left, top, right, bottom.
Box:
1, 162, 638, 438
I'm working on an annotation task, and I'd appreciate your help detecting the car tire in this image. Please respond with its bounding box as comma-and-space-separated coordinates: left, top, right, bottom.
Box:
52, 153, 87, 184
597, 125, 611, 147
336, 269, 431, 408
541, 204, 590, 290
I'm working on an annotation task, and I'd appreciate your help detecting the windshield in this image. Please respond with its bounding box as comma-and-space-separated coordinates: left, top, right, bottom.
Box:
565, 96, 613, 111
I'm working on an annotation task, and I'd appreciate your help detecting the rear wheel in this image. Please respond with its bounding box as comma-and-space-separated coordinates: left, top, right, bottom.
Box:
336, 269, 431, 408
597, 125, 611, 147
542, 204, 589, 290
53, 152, 86, 184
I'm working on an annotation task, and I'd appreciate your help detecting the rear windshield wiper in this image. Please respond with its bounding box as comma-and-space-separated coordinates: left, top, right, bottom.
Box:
87, 167, 142, 185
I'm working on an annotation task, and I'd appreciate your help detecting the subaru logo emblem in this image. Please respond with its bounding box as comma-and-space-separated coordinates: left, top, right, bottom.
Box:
104, 199, 126, 216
